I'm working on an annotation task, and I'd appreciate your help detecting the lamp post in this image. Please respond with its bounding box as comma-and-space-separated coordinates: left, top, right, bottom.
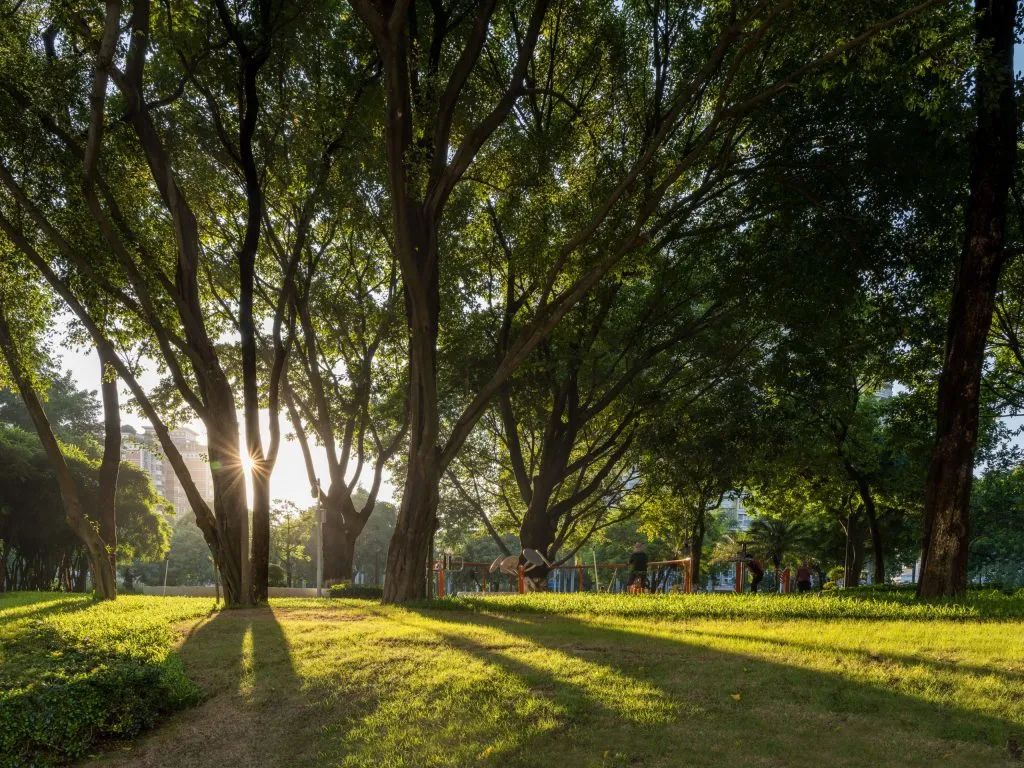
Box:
312, 479, 324, 597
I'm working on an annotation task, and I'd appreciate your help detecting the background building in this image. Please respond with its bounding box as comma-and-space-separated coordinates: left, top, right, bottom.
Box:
121, 425, 214, 516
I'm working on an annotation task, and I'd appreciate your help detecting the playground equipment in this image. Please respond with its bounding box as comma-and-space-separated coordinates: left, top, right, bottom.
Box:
433, 552, 692, 596
728, 559, 794, 594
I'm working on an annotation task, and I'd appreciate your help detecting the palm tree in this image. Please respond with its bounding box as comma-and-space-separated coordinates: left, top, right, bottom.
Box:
746, 517, 811, 577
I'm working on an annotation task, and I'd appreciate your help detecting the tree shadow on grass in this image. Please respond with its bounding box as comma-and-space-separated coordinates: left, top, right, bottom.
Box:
0, 591, 97, 622
84, 605, 307, 768
681, 625, 1024, 685
404, 607, 1023, 768
79, 601, 1024, 768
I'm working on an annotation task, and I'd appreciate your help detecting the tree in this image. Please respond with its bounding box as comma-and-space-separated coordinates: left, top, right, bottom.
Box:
0, 370, 101, 439
919, 0, 1019, 597
745, 516, 811, 577
0, 266, 119, 598
0, 0, 339, 604
969, 465, 1024, 587
282, 220, 407, 583
269, 501, 314, 588
639, 376, 766, 590
347, 0, 939, 601
0, 424, 169, 592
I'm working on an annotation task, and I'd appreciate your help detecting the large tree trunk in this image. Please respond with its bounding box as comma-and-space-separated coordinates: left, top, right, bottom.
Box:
919, 0, 1018, 598
383, 451, 439, 602
322, 492, 365, 583
383, 210, 441, 603
519, 495, 559, 590
205, 408, 251, 606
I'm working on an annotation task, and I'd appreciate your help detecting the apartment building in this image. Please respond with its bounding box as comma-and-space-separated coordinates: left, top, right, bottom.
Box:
120, 425, 214, 516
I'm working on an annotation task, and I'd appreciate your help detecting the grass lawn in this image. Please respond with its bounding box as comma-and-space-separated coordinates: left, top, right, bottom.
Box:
3, 592, 1024, 768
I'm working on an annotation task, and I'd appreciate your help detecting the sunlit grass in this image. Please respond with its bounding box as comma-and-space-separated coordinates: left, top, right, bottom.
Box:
3, 593, 1023, 768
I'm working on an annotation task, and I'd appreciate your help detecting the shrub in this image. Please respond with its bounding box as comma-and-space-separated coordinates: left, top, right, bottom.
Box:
328, 582, 383, 600
0, 593, 212, 768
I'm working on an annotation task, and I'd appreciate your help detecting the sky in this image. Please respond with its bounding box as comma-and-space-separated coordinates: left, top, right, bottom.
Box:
58, 341, 396, 508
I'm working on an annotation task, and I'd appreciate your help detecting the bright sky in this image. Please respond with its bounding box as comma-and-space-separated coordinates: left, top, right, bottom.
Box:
58, 340, 395, 508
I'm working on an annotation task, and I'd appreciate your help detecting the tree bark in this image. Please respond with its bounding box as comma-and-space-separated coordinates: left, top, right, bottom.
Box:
383, 451, 439, 602
382, 183, 441, 603
919, 0, 1018, 598
843, 509, 863, 589
854, 475, 885, 584
689, 506, 707, 590
205, 408, 250, 606
322, 492, 364, 583
96, 344, 120, 592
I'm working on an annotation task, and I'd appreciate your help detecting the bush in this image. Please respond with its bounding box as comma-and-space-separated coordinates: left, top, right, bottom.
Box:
0, 593, 213, 768
328, 582, 383, 600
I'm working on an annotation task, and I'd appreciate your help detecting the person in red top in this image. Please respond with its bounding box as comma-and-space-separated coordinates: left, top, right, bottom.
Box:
796, 560, 813, 593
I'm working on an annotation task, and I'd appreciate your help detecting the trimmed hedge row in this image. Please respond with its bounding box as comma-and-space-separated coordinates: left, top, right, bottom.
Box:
419, 587, 1024, 622
0, 594, 213, 768
328, 582, 384, 599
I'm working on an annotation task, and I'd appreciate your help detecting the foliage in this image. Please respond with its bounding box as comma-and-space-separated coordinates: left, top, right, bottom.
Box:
969, 467, 1024, 587
0, 372, 101, 442
0, 425, 170, 590
269, 501, 314, 589
0, 593, 212, 767
134, 517, 215, 588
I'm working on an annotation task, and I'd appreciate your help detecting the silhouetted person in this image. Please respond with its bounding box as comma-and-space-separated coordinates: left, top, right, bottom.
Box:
745, 553, 764, 593
627, 542, 649, 592
796, 560, 813, 593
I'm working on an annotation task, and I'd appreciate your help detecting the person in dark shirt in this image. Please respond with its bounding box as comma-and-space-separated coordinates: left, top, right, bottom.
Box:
796, 560, 813, 593
744, 553, 765, 593
627, 542, 649, 592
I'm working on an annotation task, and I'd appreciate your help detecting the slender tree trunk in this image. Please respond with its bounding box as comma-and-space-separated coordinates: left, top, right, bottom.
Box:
689, 509, 706, 590
843, 509, 863, 588
250, 469, 270, 602
96, 344, 120, 591
919, 0, 1018, 598
854, 476, 885, 584
0, 305, 116, 598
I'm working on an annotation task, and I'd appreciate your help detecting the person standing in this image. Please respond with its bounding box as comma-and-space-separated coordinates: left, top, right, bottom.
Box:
796, 560, 813, 593
744, 553, 765, 593
627, 542, 650, 592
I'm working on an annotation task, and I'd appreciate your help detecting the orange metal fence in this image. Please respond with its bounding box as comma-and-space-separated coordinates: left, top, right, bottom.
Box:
432, 558, 692, 596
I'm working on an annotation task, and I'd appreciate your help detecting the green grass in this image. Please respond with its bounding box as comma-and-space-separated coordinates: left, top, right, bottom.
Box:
2, 592, 1023, 767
